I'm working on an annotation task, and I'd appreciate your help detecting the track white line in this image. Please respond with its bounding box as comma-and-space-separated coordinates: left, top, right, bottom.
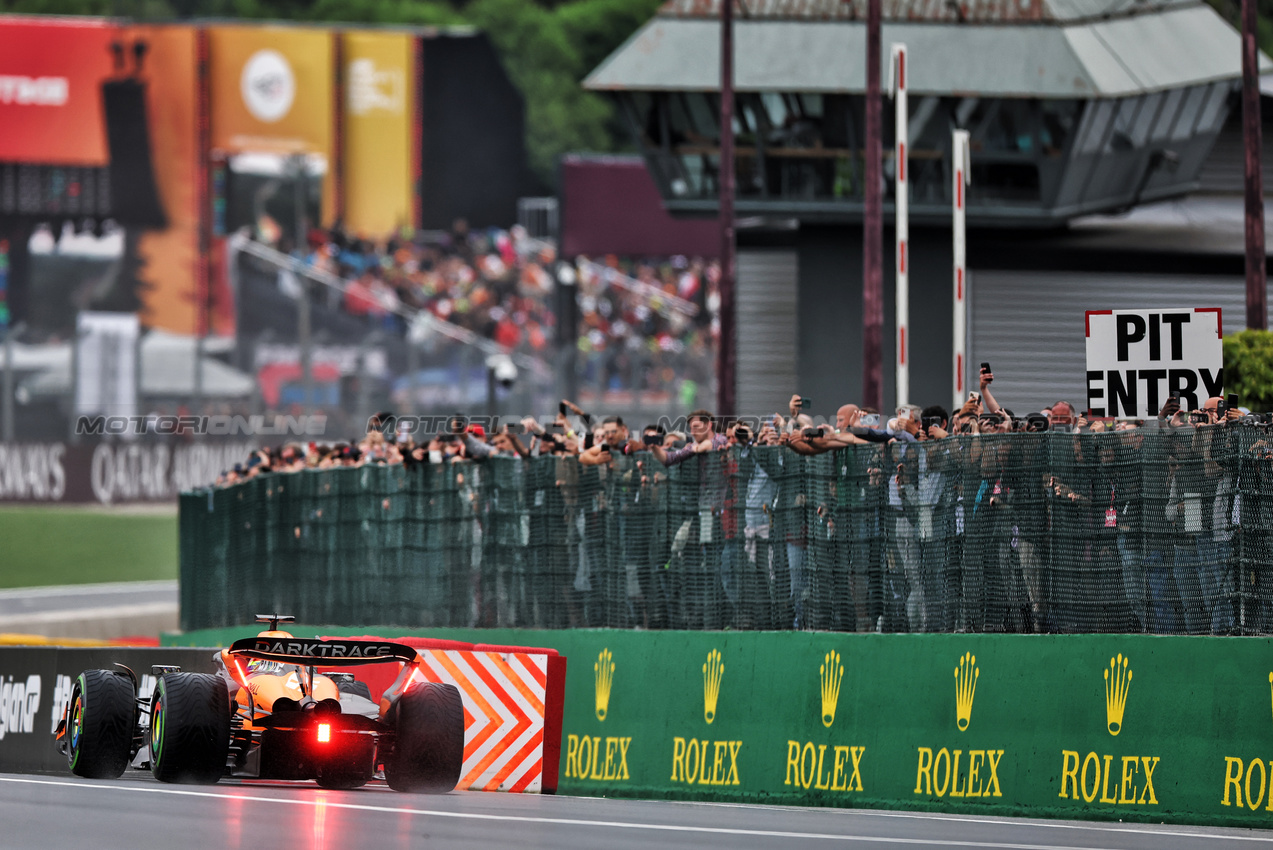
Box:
0, 580, 177, 600
0, 776, 1262, 848
0, 602, 176, 626
636, 797, 1273, 842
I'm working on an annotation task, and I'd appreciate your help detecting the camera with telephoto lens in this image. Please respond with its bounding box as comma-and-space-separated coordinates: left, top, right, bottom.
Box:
734, 426, 752, 445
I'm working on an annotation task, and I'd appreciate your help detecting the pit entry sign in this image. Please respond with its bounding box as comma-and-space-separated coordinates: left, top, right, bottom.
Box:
1085, 308, 1223, 419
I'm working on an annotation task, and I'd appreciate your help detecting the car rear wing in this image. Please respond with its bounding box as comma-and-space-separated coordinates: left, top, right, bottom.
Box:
227, 637, 418, 666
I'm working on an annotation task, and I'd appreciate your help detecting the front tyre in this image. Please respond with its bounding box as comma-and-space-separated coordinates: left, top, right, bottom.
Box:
149, 672, 230, 784
67, 669, 135, 779
385, 682, 464, 793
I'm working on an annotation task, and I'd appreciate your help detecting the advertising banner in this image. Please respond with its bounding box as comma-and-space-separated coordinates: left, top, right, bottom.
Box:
0, 646, 214, 775
342, 31, 414, 238
0, 442, 252, 504
0, 18, 113, 166
1085, 308, 1224, 418
130, 24, 207, 338
208, 25, 333, 158
554, 631, 1273, 828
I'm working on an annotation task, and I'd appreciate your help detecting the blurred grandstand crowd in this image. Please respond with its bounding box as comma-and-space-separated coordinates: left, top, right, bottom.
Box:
280, 220, 718, 402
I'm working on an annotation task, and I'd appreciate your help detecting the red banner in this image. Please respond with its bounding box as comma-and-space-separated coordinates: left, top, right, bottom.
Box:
0, 18, 115, 165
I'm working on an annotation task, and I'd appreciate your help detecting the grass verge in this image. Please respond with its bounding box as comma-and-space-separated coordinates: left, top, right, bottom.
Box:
0, 506, 177, 588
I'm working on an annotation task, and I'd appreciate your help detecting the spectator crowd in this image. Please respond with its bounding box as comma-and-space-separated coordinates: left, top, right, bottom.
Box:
210, 366, 1272, 639
262, 221, 719, 404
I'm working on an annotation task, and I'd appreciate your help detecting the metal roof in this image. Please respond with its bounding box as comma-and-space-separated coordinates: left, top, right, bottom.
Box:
659, 0, 1196, 24
585, 1, 1268, 98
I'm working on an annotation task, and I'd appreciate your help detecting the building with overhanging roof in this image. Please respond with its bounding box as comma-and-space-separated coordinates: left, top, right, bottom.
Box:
587, 0, 1262, 225
580, 0, 1273, 414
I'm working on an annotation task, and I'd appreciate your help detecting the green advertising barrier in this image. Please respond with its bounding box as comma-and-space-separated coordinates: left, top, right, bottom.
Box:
167, 627, 1273, 827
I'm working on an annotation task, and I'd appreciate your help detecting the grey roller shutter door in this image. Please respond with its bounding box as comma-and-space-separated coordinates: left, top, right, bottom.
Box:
968, 270, 1260, 416
737, 250, 798, 417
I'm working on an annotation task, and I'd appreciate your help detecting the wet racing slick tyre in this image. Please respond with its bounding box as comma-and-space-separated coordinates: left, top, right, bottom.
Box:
149, 672, 230, 785
385, 682, 464, 793
336, 679, 373, 701
67, 669, 135, 779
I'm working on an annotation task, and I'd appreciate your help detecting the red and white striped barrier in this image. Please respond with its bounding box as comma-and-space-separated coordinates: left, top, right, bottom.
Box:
323, 636, 566, 793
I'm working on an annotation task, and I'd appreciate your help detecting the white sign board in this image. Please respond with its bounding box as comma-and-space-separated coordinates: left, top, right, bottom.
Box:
1085, 308, 1223, 419
75, 311, 139, 417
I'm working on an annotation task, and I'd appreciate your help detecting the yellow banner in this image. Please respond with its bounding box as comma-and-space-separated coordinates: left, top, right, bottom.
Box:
209, 25, 334, 223
342, 31, 415, 238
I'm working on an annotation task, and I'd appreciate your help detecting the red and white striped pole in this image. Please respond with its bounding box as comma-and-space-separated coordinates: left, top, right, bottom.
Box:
890, 44, 909, 407
952, 129, 970, 411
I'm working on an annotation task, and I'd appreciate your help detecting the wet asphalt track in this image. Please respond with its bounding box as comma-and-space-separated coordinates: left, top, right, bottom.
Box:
0, 772, 1268, 850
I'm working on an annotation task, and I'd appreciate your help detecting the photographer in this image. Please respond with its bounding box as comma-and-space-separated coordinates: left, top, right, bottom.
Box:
579, 416, 641, 466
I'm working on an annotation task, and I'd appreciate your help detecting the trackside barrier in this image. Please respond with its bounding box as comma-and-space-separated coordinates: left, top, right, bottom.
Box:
169, 627, 1273, 826
316, 636, 567, 793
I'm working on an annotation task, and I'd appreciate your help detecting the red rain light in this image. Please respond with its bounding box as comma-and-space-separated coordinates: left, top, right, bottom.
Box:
317, 723, 331, 743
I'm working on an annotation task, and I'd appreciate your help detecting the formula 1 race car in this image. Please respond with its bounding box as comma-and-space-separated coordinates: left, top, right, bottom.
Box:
54, 615, 465, 791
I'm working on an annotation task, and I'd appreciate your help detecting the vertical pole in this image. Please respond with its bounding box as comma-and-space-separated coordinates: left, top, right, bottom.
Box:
2, 324, 14, 443
293, 155, 313, 410
194, 28, 210, 418
404, 323, 418, 416
1243, 0, 1267, 330
717, 0, 737, 417
952, 130, 970, 411
890, 44, 908, 408
862, 0, 884, 412
69, 316, 80, 445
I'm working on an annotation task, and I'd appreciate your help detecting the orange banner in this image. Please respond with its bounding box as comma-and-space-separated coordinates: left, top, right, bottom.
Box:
208, 25, 333, 158
342, 31, 415, 239
131, 24, 204, 337
0, 18, 114, 165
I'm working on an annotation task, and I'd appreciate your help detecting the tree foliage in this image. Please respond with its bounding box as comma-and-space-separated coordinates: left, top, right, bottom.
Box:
0, 0, 658, 184
1224, 329, 1273, 411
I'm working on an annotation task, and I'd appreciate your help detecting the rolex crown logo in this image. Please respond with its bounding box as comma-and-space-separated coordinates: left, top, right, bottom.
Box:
820, 650, 844, 728
703, 648, 724, 724
954, 652, 978, 732
594, 648, 614, 722
1105, 654, 1132, 736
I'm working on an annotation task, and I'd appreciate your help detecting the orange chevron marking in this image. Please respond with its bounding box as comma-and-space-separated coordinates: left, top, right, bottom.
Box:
426, 652, 500, 763
460, 655, 533, 787
485, 652, 544, 716
415, 648, 549, 793
488, 729, 544, 792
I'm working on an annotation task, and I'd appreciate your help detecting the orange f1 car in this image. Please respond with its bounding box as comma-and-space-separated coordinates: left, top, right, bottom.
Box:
55, 615, 465, 791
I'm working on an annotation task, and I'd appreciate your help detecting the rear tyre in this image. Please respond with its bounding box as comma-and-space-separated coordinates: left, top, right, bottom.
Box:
385, 682, 464, 793
336, 680, 373, 701
67, 669, 135, 779
149, 672, 230, 785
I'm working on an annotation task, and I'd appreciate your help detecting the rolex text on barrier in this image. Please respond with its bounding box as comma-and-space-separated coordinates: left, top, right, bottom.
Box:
1085, 307, 1224, 418
549, 630, 1273, 828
